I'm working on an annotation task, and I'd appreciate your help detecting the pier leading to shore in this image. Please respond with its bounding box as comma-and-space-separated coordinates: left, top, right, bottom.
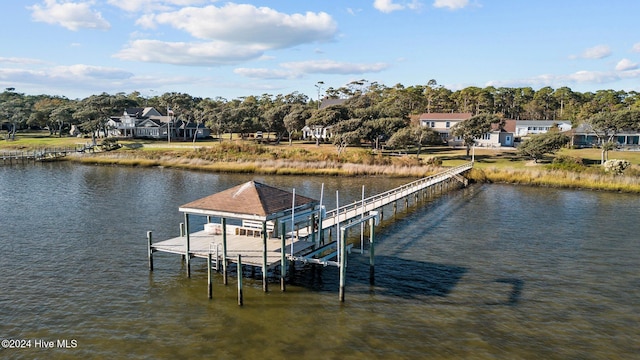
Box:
147, 161, 474, 303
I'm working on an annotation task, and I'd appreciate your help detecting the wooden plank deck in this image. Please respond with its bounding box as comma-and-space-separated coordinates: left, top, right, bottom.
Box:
151, 230, 315, 268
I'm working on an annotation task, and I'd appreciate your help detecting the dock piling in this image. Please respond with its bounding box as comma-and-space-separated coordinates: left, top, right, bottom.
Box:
262, 221, 268, 292
339, 227, 347, 302
222, 218, 228, 285
207, 252, 213, 299
280, 223, 286, 291
369, 218, 375, 285
184, 214, 191, 278
147, 231, 153, 271
237, 254, 243, 306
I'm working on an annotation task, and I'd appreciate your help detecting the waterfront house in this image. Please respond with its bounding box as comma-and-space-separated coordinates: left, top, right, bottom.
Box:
512, 120, 572, 138
570, 123, 640, 149
420, 113, 514, 147
419, 113, 472, 143
106, 107, 210, 140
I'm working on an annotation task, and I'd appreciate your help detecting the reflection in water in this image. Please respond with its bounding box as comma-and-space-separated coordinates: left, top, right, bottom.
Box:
1, 163, 639, 359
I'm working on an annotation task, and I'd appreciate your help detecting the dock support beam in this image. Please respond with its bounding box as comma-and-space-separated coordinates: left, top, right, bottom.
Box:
369, 218, 375, 285
147, 231, 153, 271
280, 223, 286, 291
237, 254, 243, 306
207, 252, 213, 299
222, 218, 228, 285
262, 221, 268, 292
339, 227, 347, 302
184, 213, 191, 278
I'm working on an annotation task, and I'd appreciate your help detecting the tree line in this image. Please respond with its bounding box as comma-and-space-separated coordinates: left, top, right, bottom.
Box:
1, 80, 639, 149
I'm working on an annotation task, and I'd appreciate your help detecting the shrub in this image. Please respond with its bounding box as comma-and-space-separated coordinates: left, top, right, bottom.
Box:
604, 159, 631, 175
548, 155, 586, 171
424, 157, 443, 166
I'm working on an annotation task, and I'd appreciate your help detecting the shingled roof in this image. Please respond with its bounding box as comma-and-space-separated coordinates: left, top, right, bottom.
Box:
179, 181, 317, 221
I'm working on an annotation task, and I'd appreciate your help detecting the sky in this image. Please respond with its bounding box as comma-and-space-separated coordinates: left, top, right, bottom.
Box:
1, 0, 640, 101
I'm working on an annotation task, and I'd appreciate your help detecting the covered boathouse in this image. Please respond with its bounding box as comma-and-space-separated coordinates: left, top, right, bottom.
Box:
148, 180, 321, 292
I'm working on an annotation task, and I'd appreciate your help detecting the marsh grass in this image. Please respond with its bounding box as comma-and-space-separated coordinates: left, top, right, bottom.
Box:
471, 167, 640, 193
7, 132, 640, 193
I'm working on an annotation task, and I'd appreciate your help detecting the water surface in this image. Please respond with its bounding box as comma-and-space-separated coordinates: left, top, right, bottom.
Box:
0, 163, 638, 359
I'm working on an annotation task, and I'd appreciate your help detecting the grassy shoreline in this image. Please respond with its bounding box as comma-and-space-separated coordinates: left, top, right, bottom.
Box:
4, 132, 640, 193
67, 150, 640, 193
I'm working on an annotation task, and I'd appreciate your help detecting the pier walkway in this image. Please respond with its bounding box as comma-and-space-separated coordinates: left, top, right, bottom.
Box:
310, 162, 473, 237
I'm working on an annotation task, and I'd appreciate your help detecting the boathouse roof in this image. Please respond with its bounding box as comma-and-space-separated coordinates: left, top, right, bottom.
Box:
178, 181, 318, 221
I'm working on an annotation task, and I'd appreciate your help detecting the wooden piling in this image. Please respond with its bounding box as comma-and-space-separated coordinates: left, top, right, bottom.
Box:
222, 218, 228, 285
147, 231, 153, 271
262, 221, 268, 292
207, 252, 213, 299
369, 218, 375, 285
184, 214, 191, 278
237, 254, 243, 306
280, 223, 286, 292
339, 227, 347, 302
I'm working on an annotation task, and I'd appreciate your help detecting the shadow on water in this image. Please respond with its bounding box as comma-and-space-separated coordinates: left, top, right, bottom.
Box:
291, 255, 467, 300
488, 277, 524, 306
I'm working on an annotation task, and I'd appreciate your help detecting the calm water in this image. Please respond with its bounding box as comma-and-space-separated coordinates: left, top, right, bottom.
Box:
0, 163, 638, 359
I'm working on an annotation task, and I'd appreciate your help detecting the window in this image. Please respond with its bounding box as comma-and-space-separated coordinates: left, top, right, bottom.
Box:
446, 121, 450, 128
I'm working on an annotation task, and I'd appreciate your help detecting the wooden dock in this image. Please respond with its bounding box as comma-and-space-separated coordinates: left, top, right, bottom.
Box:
151, 230, 314, 268
0, 146, 87, 165
147, 162, 474, 302
302, 162, 474, 238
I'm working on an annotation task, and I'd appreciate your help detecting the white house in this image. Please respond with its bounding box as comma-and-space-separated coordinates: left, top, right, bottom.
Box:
513, 120, 572, 137
302, 125, 333, 141
474, 129, 514, 148
419, 113, 473, 142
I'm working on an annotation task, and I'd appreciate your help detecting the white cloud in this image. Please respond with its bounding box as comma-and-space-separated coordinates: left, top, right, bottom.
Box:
0, 62, 201, 97
0, 64, 133, 92
374, 0, 405, 13
0, 57, 47, 65
486, 68, 640, 89
433, 0, 469, 10
49, 64, 133, 79
106, 0, 208, 13
142, 4, 337, 47
233, 68, 296, 80
580, 45, 612, 59
374, 0, 422, 13
281, 60, 390, 74
615, 58, 638, 71
29, 0, 110, 31
114, 39, 267, 65
122, 4, 337, 66
632, 43, 640, 53
235, 60, 390, 80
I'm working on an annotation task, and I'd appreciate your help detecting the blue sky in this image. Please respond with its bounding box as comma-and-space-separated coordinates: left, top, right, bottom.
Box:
2, 0, 640, 101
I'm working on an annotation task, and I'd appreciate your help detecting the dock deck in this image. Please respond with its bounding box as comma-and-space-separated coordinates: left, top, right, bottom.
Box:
151, 230, 315, 268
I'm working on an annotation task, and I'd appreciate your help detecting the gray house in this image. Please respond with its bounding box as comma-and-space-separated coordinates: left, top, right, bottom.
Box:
106, 107, 210, 140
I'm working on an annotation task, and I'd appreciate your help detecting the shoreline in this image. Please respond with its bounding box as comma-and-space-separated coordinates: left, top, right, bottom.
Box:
66, 151, 640, 194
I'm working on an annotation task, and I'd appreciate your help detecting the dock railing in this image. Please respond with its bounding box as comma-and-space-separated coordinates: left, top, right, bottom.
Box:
322, 162, 473, 228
